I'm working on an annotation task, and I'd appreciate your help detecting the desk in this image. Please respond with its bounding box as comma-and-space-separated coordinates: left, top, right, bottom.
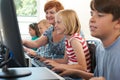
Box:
0, 67, 65, 80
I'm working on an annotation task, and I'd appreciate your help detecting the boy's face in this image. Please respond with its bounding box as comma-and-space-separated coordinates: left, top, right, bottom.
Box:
89, 10, 118, 40
38, 23, 48, 34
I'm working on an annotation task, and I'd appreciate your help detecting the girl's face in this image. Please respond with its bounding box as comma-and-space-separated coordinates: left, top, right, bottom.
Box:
38, 23, 48, 34
89, 10, 118, 40
45, 7, 56, 25
29, 27, 36, 37
55, 16, 66, 35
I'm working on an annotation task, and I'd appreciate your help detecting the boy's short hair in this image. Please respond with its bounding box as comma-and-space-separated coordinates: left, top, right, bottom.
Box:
38, 19, 51, 28
90, 0, 120, 21
56, 9, 81, 35
44, 0, 64, 12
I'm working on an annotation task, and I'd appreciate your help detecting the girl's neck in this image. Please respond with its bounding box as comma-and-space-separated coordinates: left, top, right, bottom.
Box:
52, 31, 64, 43
32, 35, 37, 37
66, 35, 72, 40
66, 33, 79, 40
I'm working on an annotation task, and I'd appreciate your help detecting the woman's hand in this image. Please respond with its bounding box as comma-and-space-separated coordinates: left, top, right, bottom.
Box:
24, 47, 36, 56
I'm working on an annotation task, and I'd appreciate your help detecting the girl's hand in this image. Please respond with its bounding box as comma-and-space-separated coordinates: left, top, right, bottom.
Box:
53, 67, 79, 78
44, 60, 60, 67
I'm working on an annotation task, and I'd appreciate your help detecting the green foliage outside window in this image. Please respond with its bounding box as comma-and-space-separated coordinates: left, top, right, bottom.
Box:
14, 0, 37, 16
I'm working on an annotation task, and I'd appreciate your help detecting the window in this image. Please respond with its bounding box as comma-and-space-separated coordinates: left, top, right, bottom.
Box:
14, 0, 38, 39
14, 0, 37, 16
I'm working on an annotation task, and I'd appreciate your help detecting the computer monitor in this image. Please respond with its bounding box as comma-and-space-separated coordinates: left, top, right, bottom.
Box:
0, 0, 31, 78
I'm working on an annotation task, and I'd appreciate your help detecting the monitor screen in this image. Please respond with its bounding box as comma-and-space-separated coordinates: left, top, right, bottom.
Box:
0, 0, 31, 78
0, 0, 26, 67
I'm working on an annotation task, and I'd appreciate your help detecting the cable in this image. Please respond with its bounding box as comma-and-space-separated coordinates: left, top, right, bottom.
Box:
0, 48, 13, 67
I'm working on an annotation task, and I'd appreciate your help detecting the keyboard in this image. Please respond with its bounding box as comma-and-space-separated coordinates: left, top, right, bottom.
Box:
33, 58, 53, 69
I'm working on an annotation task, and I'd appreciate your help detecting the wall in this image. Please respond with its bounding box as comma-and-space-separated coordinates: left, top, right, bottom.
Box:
37, 0, 99, 40
19, 0, 99, 40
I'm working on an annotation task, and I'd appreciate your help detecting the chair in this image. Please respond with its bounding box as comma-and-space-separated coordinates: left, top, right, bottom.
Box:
87, 40, 96, 73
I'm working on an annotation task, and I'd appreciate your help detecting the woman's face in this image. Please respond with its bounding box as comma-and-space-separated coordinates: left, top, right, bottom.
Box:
45, 7, 57, 25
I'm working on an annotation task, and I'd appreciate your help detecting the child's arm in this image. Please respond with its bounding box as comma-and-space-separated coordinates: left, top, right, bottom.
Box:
90, 77, 105, 80
53, 52, 68, 64
53, 67, 94, 80
70, 38, 87, 71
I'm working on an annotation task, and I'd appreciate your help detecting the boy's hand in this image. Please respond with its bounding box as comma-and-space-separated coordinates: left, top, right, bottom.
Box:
90, 77, 105, 80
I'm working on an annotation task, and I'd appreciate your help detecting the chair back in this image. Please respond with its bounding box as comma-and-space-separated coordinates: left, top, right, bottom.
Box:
87, 40, 96, 73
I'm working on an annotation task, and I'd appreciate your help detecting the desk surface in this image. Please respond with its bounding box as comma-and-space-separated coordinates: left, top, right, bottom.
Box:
0, 67, 65, 80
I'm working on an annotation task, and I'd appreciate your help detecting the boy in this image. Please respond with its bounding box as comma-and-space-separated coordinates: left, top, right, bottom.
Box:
53, 0, 120, 80
89, 0, 120, 79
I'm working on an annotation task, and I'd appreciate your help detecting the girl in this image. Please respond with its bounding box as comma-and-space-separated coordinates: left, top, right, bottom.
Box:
45, 9, 91, 72
28, 23, 40, 51
29, 23, 40, 40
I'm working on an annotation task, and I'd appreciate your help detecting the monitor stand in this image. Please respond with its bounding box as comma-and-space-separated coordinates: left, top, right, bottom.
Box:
0, 66, 31, 78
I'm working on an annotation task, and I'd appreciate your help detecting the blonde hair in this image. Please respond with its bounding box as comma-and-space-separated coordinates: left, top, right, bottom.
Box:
56, 9, 81, 35
38, 19, 51, 29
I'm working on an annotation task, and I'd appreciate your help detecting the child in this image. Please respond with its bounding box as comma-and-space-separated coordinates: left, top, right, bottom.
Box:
25, 19, 51, 58
44, 9, 91, 72
29, 23, 40, 51
29, 23, 40, 40
52, 0, 120, 80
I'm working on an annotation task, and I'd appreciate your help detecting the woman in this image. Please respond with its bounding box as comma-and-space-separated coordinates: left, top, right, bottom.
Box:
23, 0, 65, 59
